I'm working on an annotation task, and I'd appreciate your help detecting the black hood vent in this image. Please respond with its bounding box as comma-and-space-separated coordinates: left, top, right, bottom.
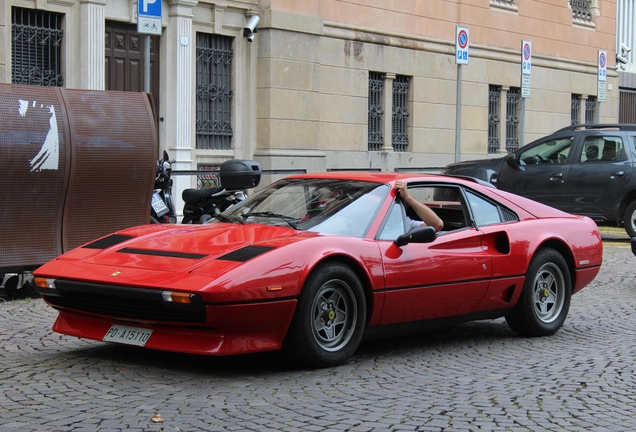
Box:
217, 246, 274, 262
83, 234, 134, 249
116, 248, 207, 260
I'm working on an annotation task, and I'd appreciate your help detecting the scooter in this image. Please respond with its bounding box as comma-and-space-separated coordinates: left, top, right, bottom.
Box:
150, 151, 177, 224
181, 187, 248, 224
181, 159, 261, 224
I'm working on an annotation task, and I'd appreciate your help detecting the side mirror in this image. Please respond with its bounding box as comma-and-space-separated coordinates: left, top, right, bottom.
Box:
505, 153, 517, 168
395, 226, 437, 247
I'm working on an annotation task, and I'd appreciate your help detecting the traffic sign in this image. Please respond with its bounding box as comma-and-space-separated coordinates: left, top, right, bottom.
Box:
139, 0, 161, 18
598, 81, 606, 102
456, 26, 469, 65
522, 40, 532, 75
138, 0, 162, 35
521, 74, 531, 98
598, 50, 607, 82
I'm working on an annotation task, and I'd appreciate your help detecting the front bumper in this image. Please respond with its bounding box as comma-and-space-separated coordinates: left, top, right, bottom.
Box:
46, 298, 297, 356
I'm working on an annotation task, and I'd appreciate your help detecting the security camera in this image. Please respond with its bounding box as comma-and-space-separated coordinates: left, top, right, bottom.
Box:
621, 42, 631, 54
243, 16, 260, 43
617, 52, 628, 64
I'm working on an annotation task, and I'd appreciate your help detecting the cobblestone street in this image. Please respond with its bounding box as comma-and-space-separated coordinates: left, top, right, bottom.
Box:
1, 228, 635, 431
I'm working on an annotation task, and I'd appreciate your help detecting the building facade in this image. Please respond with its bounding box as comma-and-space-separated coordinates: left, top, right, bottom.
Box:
0, 0, 621, 208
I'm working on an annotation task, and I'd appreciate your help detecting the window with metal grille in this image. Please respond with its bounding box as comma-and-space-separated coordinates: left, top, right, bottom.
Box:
571, 94, 581, 125
368, 72, 385, 151
585, 96, 597, 123
506, 88, 520, 153
570, 0, 592, 22
488, 85, 501, 154
196, 33, 233, 150
392, 75, 410, 152
11, 7, 64, 86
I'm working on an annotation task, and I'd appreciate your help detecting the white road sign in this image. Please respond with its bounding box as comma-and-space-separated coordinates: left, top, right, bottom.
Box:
522, 40, 532, 75
456, 26, 469, 65
598, 50, 607, 82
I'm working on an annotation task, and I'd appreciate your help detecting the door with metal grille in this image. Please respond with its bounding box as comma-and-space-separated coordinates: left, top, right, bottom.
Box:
105, 22, 160, 112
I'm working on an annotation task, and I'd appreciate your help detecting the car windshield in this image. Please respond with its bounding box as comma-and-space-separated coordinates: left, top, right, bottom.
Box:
222, 179, 390, 237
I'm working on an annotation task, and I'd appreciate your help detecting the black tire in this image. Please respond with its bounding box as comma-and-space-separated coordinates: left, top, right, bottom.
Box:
505, 248, 571, 337
4, 275, 29, 299
285, 262, 366, 368
624, 200, 636, 238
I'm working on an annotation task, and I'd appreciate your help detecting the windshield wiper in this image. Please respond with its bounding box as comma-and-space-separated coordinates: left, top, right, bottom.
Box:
245, 211, 298, 229
210, 214, 244, 224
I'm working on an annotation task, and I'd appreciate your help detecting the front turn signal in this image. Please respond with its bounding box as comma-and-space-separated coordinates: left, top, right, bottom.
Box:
161, 291, 192, 304
33, 277, 56, 289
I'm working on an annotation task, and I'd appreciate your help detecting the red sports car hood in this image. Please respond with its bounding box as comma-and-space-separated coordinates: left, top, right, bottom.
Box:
79, 223, 307, 274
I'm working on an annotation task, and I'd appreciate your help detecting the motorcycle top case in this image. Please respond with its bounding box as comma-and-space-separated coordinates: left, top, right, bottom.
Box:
220, 159, 262, 190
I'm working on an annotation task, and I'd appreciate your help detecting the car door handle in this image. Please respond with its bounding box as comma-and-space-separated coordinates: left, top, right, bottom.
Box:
611, 171, 625, 179
550, 172, 564, 181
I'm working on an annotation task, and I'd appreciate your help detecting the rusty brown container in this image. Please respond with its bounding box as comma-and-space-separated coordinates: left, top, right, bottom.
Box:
0, 84, 157, 274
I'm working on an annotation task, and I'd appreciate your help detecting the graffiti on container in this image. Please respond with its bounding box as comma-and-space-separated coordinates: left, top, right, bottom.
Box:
18, 99, 59, 172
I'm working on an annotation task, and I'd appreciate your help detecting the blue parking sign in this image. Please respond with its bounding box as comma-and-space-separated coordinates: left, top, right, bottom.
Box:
139, 0, 162, 18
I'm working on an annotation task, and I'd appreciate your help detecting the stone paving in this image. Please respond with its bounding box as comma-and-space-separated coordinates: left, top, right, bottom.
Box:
1, 229, 635, 431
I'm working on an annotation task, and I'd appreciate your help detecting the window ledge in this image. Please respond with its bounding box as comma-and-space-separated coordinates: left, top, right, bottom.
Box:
490, 0, 518, 13
573, 18, 596, 30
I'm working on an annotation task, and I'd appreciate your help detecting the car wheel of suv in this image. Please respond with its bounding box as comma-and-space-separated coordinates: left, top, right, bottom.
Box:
624, 201, 636, 238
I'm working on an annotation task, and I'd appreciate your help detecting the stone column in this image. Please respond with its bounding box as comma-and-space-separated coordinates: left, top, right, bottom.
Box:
79, 0, 106, 90
498, 86, 509, 154
381, 73, 396, 152
166, 0, 197, 215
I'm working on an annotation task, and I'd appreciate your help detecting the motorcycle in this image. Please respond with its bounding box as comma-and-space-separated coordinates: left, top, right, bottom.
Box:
181, 159, 261, 224
150, 150, 177, 224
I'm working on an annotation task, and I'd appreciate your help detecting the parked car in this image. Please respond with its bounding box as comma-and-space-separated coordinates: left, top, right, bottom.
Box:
32, 172, 602, 368
443, 124, 636, 237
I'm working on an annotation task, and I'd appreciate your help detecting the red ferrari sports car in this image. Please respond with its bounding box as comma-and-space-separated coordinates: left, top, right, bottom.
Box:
33, 172, 602, 367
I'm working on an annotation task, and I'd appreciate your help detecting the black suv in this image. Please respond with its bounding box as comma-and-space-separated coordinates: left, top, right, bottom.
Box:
442, 124, 636, 236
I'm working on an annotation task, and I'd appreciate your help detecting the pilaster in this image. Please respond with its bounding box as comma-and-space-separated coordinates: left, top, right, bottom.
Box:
580, 95, 588, 124
79, 0, 106, 90
382, 73, 396, 152
498, 86, 509, 154
166, 0, 197, 212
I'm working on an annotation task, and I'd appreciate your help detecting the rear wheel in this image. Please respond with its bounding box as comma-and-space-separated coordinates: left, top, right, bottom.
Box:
624, 200, 636, 238
285, 262, 366, 368
506, 248, 571, 337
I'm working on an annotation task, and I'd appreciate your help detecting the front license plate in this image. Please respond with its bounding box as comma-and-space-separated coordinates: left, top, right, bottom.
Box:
103, 325, 153, 347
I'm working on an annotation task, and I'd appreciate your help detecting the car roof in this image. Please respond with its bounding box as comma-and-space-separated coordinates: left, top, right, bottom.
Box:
287, 171, 478, 184
552, 123, 636, 134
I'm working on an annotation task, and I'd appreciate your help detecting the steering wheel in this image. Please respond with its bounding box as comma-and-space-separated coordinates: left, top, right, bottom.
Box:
533, 154, 552, 164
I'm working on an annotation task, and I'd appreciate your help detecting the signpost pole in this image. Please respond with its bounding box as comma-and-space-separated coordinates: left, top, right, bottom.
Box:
455, 26, 469, 163
520, 40, 532, 149
137, 0, 162, 94
144, 36, 151, 93
520, 98, 526, 148
597, 50, 607, 124
455, 65, 462, 163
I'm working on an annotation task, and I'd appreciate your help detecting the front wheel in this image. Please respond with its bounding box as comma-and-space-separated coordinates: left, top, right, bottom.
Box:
624, 200, 636, 238
506, 248, 571, 337
285, 262, 366, 368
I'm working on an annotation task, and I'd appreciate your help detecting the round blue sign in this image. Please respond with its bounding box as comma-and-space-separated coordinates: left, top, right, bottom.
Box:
458, 30, 468, 49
